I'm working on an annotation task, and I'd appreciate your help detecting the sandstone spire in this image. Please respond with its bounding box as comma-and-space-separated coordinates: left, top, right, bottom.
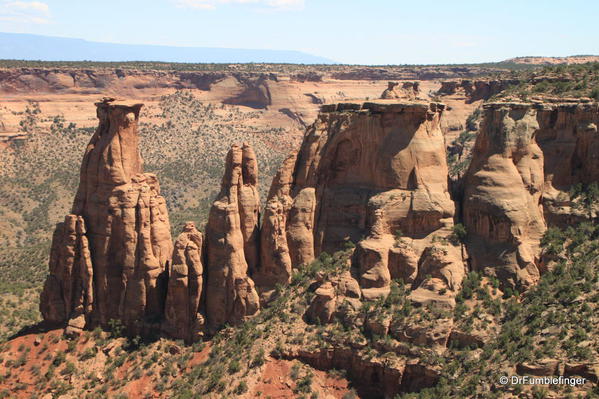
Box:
205, 144, 260, 333
238, 143, 260, 275
163, 221, 204, 342
40, 99, 174, 335
258, 151, 297, 286
40, 215, 93, 335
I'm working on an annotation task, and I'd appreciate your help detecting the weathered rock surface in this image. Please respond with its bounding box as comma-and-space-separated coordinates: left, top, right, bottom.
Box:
381, 81, 420, 100
258, 151, 297, 286
516, 360, 560, 376
41, 98, 174, 334
463, 103, 545, 290
282, 345, 440, 398
163, 222, 204, 342
239, 143, 261, 274
38, 97, 599, 347
536, 102, 599, 224
40, 215, 93, 333
205, 144, 260, 332
255, 101, 465, 312
463, 101, 599, 290
305, 270, 361, 324
223, 74, 274, 109
437, 79, 521, 103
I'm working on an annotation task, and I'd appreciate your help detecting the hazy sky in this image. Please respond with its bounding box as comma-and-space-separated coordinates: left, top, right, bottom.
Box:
1, 0, 598, 64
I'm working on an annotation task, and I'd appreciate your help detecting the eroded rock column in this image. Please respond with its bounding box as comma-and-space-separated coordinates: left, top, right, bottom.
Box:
163, 222, 204, 342
40, 98, 174, 335
205, 144, 260, 333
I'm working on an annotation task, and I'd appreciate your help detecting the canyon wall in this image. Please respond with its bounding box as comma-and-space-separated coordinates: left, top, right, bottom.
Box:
463, 101, 599, 290
257, 101, 466, 311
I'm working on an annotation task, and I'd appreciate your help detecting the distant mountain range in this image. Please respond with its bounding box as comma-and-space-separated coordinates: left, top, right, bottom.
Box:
0, 32, 335, 64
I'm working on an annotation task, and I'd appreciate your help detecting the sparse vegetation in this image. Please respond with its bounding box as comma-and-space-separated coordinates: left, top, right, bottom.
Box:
491, 62, 599, 100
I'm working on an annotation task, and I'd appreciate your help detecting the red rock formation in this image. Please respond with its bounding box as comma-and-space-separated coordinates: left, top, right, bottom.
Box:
257, 101, 465, 309
437, 79, 521, 103
305, 270, 361, 324
163, 222, 204, 342
238, 143, 261, 275
205, 144, 260, 332
463, 103, 544, 290
282, 345, 440, 398
381, 81, 420, 100
463, 101, 599, 289
223, 74, 274, 109
258, 151, 297, 286
40, 98, 173, 334
536, 102, 599, 224
40, 215, 93, 335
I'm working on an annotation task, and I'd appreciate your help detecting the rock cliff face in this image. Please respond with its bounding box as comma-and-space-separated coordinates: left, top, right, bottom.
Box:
40, 98, 174, 335
258, 101, 465, 310
223, 74, 274, 109
462, 101, 599, 290
462, 103, 545, 290
536, 102, 599, 224
40, 215, 93, 335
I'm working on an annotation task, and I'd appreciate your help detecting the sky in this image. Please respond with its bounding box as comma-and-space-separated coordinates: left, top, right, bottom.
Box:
0, 0, 598, 65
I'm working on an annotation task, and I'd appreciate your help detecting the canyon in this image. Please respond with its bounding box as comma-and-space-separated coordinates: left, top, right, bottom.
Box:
31, 90, 598, 395
1, 61, 598, 398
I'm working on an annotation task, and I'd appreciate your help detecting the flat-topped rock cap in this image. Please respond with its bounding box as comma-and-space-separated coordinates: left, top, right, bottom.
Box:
95, 97, 143, 112
320, 100, 445, 114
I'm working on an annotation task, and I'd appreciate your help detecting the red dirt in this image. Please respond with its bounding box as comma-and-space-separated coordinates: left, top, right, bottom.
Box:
250, 357, 352, 399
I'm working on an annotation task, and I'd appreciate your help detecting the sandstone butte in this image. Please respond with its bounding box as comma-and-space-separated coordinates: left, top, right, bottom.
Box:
39, 97, 599, 342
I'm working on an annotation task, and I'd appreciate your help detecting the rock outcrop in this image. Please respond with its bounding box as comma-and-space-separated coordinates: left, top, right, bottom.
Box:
282, 345, 440, 398
223, 74, 274, 109
41, 98, 173, 335
162, 222, 204, 342
305, 270, 361, 324
205, 144, 260, 333
39, 96, 598, 344
462, 101, 599, 290
258, 151, 297, 287
536, 102, 599, 224
40, 99, 266, 338
256, 101, 465, 311
437, 79, 521, 103
381, 82, 420, 100
40, 215, 93, 335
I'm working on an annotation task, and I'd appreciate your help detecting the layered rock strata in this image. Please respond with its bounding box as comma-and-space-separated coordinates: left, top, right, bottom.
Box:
463, 101, 599, 290
40, 97, 599, 342
41, 98, 174, 335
